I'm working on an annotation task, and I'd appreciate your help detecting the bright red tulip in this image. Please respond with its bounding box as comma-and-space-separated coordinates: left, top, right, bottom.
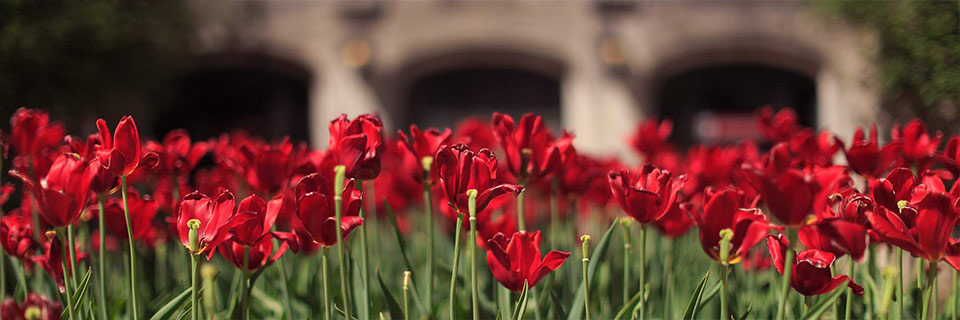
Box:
435, 143, 522, 216
398, 124, 452, 185
230, 194, 298, 249
1, 293, 62, 320
492, 113, 573, 181
218, 236, 292, 271
607, 164, 686, 224
628, 119, 673, 159
867, 191, 958, 263
95, 116, 155, 177
324, 114, 384, 181
741, 144, 817, 228
693, 188, 777, 264
486, 231, 570, 292
789, 129, 840, 166
945, 238, 960, 271
839, 125, 899, 179
11, 153, 97, 227
293, 173, 363, 247
92, 190, 159, 242
176, 190, 252, 259
653, 201, 695, 239
145, 129, 209, 177
65, 134, 118, 194
799, 218, 868, 261
756, 106, 800, 143
454, 117, 497, 151
0, 209, 36, 262
891, 119, 942, 168
767, 234, 864, 296
33, 235, 87, 293
941, 135, 960, 177
9, 108, 64, 158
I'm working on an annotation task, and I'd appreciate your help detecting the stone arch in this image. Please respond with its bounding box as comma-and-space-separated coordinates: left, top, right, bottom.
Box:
160, 53, 314, 142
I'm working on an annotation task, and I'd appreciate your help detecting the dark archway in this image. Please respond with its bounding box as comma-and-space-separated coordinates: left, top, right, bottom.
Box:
159, 54, 312, 142
656, 64, 816, 146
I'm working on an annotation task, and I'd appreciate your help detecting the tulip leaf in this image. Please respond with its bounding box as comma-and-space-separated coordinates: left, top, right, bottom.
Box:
498, 285, 512, 320
800, 280, 850, 320
384, 202, 427, 315
681, 270, 711, 320
700, 281, 722, 305
60, 267, 93, 318
148, 287, 192, 320
613, 291, 643, 320
376, 268, 405, 320
737, 303, 752, 320
566, 220, 620, 320
511, 282, 530, 320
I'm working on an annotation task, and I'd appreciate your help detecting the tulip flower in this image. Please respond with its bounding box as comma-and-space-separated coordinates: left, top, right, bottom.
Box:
398, 124, 452, 182
693, 188, 777, 265
756, 106, 800, 143
32, 234, 87, 294
741, 143, 817, 228
891, 119, 942, 169
176, 190, 252, 258
145, 129, 209, 177
91, 191, 159, 243
867, 191, 958, 264
435, 143, 522, 217
292, 173, 363, 247
454, 117, 497, 150
9, 108, 64, 159
940, 135, 960, 178
767, 234, 864, 296
10, 153, 96, 227
486, 230, 570, 292
628, 118, 673, 160
607, 164, 686, 224
839, 125, 900, 179
218, 236, 292, 272
491, 112, 572, 181
95, 116, 153, 177
789, 129, 840, 166
0, 209, 36, 262
324, 114, 384, 181
0, 293, 63, 320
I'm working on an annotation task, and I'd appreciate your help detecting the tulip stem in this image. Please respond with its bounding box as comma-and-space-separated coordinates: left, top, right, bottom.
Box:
190, 253, 200, 320
357, 180, 371, 320
633, 223, 647, 320
621, 219, 631, 307
242, 247, 251, 320
469, 216, 479, 320
59, 231, 76, 319
951, 270, 957, 320
517, 182, 526, 231
120, 176, 140, 320
845, 259, 855, 320
67, 224, 78, 289
449, 214, 464, 320
403, 271, 411, 320
334, 191, 351, 320
897, 248, 904, 320
321, 248, 332, 320
423, 170, 435, 318
921, 261, 937, 320
720, 263, 729, 320
581, 235, 591, 320
776, 229, 796, 320
96, 195, 109, 320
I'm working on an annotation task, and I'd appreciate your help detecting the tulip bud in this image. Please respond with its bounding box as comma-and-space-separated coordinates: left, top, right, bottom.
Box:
334, 165, 346, 195
467, 189, 478, 217
718, 228, 734, 265
581, 234, 591, 258
187, 219, 201, 253
402, 271, 411, 290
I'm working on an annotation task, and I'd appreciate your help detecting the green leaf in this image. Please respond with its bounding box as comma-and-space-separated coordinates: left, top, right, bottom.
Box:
566, 220, 620, 320
498, 285, 512, 320
549, 289, 568, 319
613, 291, 643, 320
737, 303, 753, 320
511, 282, 530, 320
385, 202, 427, 315
700, 281, 722, 305
681, 270, 711, 320
800, 280, 850, 320
61, 267, 93, 318
376, 268, 405, 319
149, 287, 192, 320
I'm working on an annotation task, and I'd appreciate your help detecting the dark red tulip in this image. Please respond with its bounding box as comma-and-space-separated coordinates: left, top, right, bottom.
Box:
789, 129, 840, 166
486, 231, 570, 292
653, 201, 695, 239
0, 209, 36, 262
741, 144, 817, 228
242, 139, 303, 196
435, 143, 522, 216
870, 167, 918, 213
145, 129, 209, 177
740, 248, 772, 273
218, 236, 292, 272
10, 153, 96, 227
0, 293, 62, 320
230, 194, 298, 250
66, 134, 118, 194
682, 142, 759, 194
293, 173, 363, 247
325, 114, 384, 181
839, 125, 899, 178
891, 119, 942, 168
799, 218, 868, 261
693, 188, 777, 264
176, 190, 252, 259
9, 108, 64, 158
756, 106, 800, 143
945, 238, 960, 272
628, 119, 673, 159
767, 234, 864, 296
941, 135, 960, 177
91, 190, 159, 242
867, 191, 958, 263
33, 235, 87, 293
454, 117, 497, 151
95, 116, 155, 177
492, 113, 573, 181
398, 125, 452, 165
607, 164, 686, 224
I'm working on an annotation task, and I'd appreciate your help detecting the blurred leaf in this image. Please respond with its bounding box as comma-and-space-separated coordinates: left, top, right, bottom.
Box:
61, 267, 93, 318
800, 281, 849, 320
681, 270, 711, 320
149, 287, 192, 320
613, 291, 643, 320
377, 268, 405, 320
384, 202, 426, 315
737, 303, 752, 320
511, 282, 529, 320
566, 220, 620, 320
549, 288, 568, 319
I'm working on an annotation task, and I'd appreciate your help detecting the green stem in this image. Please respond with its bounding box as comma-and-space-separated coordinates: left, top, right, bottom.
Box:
321, 249, 332, 320
469, 217, 479, 320
276, 257, 294, 319
0, 249, 5, 302
921, 261, 937, 320
120, 176, 139, 320
517, 182, 526, 231
776, 229, 797, 320
403, 271, 411, 320
67, 225, 78, 290
897, 248, 904, 320
662, 241, 673, 320
845, 259, 855, 320
423, 178, 435, 318
59, 231, 76, 319
191, 254, 199, 320
637, 224, 646, 320
581, 235, 591, 320
95, 195, 108, 320
621, 220, 631, 307
720, 264, 729, 320
334, 193, 351, 320
448, 214, 464, 320
952, 270, 958, 320
357, 181, 371, 320
242, 247, 250, 320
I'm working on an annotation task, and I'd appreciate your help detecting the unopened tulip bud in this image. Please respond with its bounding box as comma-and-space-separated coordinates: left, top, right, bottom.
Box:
467, 189, 478, 217
581, 234, 591, 258
718, 228, 734, 265
187, 219, 201, 253
402, 271, 411, 290
334, 165, 346, 195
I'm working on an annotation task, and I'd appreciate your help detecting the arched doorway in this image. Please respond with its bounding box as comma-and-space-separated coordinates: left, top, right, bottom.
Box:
160, 54, 312, 142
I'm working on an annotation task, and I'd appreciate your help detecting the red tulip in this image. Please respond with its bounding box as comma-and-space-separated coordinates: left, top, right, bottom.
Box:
692, 188, 777, 264
941, 135, 960, 177
741, 144, 817, 228
767, 234, 864, 296
435, 143, 522, 216
176, 190, 252, 258
325, 114, 384, 180
492, 113, 573, 181
628, 119, 673, 160
10, 153, 97, 227
789, 129, 840, 166
95, 116, 155, 177
218, 236, 292, 272
230, 194, 298, 249
242, 139, 304, 196
867, 191, 958, 263
486, 231, 570, 292
0, 209, 36, 262
145, 129, 208, 177
454, 117, 497, 151
870, 167, 918, 213
799, 218, 868, 261
293, 173, 363, 247
65, 134, 118, 194
398, 125, 452, 165
33, 235, 87, 293
945, 238, 960, 272
607, 164, 686, 224
9, 108, 64, 158
756, 106, 800, 143
91, 190, 159, 242
1, 293, 62, 320
891, 119, 942, 168
840, 125, 899, 178
653, 201, 695, 239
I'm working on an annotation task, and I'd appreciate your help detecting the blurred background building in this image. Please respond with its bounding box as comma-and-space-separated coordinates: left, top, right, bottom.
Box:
1, 1, 957, 158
